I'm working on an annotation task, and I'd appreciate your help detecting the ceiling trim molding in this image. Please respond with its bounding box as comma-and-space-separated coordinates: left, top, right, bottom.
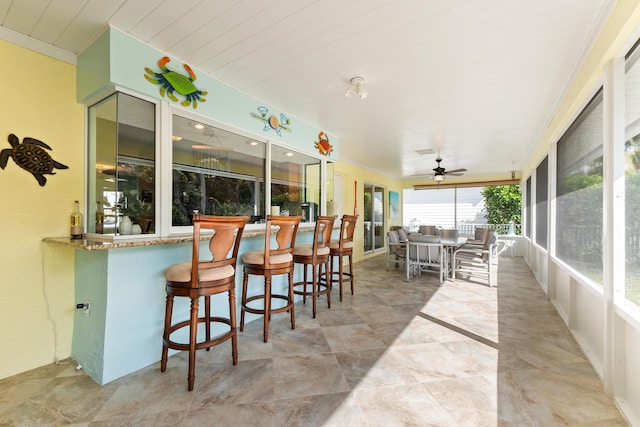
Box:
0, 26, 76, 65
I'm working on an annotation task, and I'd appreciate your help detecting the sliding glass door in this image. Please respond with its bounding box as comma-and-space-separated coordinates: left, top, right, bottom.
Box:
364, 182, 384, 253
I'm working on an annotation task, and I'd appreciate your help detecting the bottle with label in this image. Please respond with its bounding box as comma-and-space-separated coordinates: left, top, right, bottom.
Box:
95, 201, 104, 234
70, 200, 84, 240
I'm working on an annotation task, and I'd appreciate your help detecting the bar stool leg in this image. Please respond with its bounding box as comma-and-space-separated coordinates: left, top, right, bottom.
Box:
204, 295, 211, 350
240, 273, 248, 332
229, 289, 238, 365
161, 294, 174, 372
188, 297, 199, 391
288, 271, 296, 329
324, 260, 331, 309
339, 256, 344, 302
312, 263, 318, 318
263, 277, 271, 343
349, 254, 354, 295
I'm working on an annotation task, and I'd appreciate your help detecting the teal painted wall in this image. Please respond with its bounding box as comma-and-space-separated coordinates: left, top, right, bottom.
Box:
71, 231, 316, 384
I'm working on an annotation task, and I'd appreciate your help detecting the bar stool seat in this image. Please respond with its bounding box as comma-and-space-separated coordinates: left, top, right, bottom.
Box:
240, 215, 302, 343
326, 214, 358, 301
161, 214, 249, 391
293, 215, 336, 318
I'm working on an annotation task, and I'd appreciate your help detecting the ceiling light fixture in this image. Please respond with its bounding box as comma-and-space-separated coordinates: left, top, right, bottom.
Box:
433, 173, 445, 183
192, 123, 205, 130
172, 135, 183, 142
345, 76, 368, 99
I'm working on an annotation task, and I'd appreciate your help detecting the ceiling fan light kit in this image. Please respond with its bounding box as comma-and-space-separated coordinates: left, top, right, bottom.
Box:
345, 77, 368, 99
428, 157, 467, 183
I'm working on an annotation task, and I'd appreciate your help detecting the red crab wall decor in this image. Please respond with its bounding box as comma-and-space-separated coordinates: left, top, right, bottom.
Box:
314, 131, 333, 156
144, 56, 207, 109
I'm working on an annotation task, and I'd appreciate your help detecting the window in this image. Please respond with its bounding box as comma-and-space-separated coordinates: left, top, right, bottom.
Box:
536, 156, 548, 249
171, 115, 265, 226
624, 43, 640, 308
88, 92, 156, 236
556, 89, 603, 284
525, 177, 532, 238
270, 144, 321, 224
88, 94, 333, 239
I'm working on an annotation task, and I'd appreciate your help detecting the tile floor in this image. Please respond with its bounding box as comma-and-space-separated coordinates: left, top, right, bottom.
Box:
0, 255, 629, 426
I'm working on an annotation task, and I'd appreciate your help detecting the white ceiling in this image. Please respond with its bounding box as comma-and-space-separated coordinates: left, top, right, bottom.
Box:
0, 0, 614, 182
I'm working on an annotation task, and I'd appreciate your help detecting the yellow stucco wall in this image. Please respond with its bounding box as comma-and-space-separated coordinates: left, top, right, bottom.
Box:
334, 160, 404, 263
0, 40, 84, 379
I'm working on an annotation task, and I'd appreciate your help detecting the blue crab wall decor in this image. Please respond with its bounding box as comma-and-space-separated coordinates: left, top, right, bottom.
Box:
0, 134, 68, 186
144, 56, 207, 108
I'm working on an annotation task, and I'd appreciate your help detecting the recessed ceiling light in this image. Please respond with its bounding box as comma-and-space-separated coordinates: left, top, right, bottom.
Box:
192, 123, 205, 130
246, 140, 259, 146
285, 152, 294, 157
172, 135, 183, 142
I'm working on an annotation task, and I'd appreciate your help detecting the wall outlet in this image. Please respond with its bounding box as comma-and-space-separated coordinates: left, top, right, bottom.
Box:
76, 301, 90, 317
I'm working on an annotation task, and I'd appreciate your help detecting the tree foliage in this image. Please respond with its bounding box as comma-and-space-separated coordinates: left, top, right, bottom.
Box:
481, 185, 522, 224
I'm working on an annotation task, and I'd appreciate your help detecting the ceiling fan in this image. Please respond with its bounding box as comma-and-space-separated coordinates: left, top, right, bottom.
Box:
430, 157, 467, 183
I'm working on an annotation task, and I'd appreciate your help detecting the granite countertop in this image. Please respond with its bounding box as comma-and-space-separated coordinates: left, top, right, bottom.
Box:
43, 223, 320, 250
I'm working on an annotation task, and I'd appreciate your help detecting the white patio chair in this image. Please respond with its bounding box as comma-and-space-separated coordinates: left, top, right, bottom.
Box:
386, 230, 406, 270
406, 233, 446, 285
453, 231, 506, 286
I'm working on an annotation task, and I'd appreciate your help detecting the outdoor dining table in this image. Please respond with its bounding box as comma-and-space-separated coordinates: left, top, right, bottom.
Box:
405, 235, 468, 282
440, 236, 468, 278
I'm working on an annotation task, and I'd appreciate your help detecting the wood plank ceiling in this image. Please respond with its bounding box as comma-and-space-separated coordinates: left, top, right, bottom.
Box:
0, 0, 614, 182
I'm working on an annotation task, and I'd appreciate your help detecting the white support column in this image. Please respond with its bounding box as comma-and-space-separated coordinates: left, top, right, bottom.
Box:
602, 57, 626, 395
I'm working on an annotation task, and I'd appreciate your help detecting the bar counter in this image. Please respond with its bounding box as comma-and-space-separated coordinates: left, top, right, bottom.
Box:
43, 224, 325, 385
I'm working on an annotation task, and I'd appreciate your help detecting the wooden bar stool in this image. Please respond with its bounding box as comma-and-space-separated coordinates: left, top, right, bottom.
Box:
327, 214, 358, 301
161, 214, 249, 391
293, 215, 337, 318
240, 215, 302, 342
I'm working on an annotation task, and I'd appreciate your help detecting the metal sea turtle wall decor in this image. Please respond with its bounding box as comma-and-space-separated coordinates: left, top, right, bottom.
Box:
144, 56, 207, 108
0, 133, 69, 186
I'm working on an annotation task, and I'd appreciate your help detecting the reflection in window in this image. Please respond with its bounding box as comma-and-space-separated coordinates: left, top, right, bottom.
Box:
171, 115, 265, 226
88, 92, 156, 236
270, 145, 321, 223
556, 89, 603, 284
624, 44, 640, 308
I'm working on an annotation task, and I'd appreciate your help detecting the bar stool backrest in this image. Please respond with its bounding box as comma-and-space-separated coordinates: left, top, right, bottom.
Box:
315, 215, 337, 255
191, 214, 250, 287
337, 214, 358, 250
264, 215, 302, 266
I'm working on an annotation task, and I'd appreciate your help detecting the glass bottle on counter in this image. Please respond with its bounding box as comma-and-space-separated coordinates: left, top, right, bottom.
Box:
95, 201, 104, 234
70, 200, 84, 239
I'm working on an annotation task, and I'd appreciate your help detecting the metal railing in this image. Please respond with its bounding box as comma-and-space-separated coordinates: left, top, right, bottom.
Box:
405, 222, 522, 236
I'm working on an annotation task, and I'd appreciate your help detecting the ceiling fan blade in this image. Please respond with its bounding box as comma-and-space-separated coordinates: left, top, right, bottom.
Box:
444, 168, 467, 174
446, 172, 465, 176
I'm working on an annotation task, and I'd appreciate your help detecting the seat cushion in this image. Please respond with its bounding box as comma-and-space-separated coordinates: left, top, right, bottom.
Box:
329, 241, 353, 249
242, 250, 293, 265
294, 244, 330, 256
164, 262, 235, 283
